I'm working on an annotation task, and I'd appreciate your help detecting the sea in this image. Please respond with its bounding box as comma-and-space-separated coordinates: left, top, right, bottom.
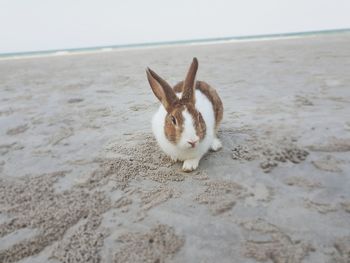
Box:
0, 28, 349, 61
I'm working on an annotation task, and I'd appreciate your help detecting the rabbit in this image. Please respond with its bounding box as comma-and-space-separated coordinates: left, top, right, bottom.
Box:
146, 57, 223, 172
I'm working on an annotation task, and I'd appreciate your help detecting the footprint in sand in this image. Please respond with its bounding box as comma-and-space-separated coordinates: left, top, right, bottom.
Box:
331, 236, 350, 263
6, 124, 29, 136
51, 218, 108, 263
304, 199, 338, 214
239, 219, 315, 262
229, 132, 309, 173
195, 180, 251, 215
49, 127, 74, 145
140, 186, 181, 212
311, 155, 343, 173
67, 98, 84, 104
113, 224, 184, 263
295, 95, 314, 106
340, 201, 350, 213
0, 142, 24, 156
114, 196, 133, 213
307, 137, 350, 152
284, 176, 323, 190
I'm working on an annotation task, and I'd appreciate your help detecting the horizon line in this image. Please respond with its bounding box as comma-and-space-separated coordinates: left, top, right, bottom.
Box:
1, 28, 349, 59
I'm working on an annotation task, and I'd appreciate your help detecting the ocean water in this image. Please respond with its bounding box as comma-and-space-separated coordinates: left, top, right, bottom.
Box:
0, 28, 349, 60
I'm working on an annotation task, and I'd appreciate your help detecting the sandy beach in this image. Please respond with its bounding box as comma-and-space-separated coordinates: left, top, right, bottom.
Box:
1, 32, 350, 262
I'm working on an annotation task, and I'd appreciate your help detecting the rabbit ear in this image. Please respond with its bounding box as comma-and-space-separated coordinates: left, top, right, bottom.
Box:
181, 57, 198, 103
146, 68, 178, 112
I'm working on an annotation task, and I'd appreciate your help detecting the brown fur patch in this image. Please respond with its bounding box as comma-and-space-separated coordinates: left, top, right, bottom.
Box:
146, 68, 179, 113
164, 107, 185, 144
163, 102, 207, 144
173, 81, 223, 133
181, 58, 198, 104
173, 82, 184, 93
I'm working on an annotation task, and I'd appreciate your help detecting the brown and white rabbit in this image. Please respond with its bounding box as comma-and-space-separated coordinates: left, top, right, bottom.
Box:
146, 57, 223, 172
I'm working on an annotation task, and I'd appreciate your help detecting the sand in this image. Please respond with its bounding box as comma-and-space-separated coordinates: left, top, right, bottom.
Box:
0, 32, 350, 262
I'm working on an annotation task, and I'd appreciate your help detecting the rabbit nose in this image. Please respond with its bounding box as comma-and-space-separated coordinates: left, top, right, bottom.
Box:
187, 140, 198, 148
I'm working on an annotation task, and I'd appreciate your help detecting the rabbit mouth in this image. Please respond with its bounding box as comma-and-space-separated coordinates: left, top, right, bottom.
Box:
187, 141, 198, 148
181, 140, 199, 150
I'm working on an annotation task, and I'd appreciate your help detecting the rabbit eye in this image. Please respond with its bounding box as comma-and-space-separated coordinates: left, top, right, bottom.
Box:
171, 116, 177, 125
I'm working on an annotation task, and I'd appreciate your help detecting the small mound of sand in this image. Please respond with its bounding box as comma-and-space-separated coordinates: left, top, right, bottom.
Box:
244, 183, 274, 207
51, 217, 107, 263
311, 155, 342, 173
240, 219, 314, 263
49, 126, 74, 145
0, 171, 111, 263
231, 136, 309, 173
115, 196, 133, 213
113, 224, 184, 263
283, 176, 322, 190
304, 199, 337, 214
87, 158, 149, 189
0, 142, 24, 156
340, 201, 350, 213
308, 137, 350, 152
231, 145, 258, 161
195, 180, 250, 215
87, 135, 184, 189
6, 124, 29, 136
295, 95, 314, 106
0, 108, 14, 117
333, 236, 350, 263
140, 186, 180, 211
259, 146, 309, 173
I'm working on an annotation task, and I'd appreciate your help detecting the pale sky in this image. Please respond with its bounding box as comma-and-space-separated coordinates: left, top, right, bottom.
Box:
1, 0, 350, 54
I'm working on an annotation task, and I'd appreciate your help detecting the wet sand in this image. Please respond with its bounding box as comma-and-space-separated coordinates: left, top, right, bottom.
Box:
1, 32, 350, 262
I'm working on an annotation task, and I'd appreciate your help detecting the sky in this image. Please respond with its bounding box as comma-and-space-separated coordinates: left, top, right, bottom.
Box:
1, 0, 350, 54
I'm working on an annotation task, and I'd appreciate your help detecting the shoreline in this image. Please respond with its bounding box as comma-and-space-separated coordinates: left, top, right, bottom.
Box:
1, 28, 349, 61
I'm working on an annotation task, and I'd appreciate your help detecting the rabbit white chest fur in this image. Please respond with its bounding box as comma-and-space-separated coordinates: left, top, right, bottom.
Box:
152, 90, 215, 161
